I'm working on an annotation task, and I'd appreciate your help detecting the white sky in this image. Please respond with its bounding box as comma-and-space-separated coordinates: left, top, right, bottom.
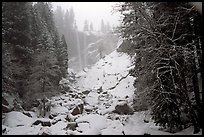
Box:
52, 2, 121, 31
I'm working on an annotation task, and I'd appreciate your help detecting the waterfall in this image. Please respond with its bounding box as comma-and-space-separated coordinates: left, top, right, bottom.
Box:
75, 29, 82, 71
83, 33, 87, 67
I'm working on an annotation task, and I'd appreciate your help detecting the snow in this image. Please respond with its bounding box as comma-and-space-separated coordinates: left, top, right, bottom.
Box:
75, 50, 134, 92
101, 119, 124, 135
3, 111, 34, 128
76, 114, 107, 134
84, 92, 99, 106
2, 50, 202, 135
50, 106, 68, 115
49, 121, 67, 135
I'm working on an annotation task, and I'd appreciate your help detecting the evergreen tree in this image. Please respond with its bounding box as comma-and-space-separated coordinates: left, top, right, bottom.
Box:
117, 2, 202, 133
2, 2, 33, 97
58, 35, 68, 78
26, 28, 60, 103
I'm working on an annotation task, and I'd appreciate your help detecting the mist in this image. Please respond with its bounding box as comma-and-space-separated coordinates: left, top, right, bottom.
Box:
52, 2, 120, 31
52, 2, 121, 72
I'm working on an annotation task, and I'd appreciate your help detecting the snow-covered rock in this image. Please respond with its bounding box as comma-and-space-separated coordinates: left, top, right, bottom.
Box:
3, 111, 34, 128
113, 101, 134, 115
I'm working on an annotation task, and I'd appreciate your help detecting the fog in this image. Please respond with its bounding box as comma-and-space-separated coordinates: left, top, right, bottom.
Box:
52, 2, 120, 31
51, 2, 121, 72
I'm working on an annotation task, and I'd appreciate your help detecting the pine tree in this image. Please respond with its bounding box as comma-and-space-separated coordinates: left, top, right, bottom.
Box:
58, 35, 68, 78
2, 2, 33, 97
26, 26, 60, 104
117, 2, 202, 133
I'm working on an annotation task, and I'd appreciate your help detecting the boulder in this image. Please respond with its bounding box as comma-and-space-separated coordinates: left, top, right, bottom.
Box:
71, 106, 80, 116
113, 102, 134, 115
71, 104, 84, 116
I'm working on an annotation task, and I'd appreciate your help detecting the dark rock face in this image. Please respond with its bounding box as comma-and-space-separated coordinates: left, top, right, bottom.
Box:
113, 103, 134, 115
2, 97, 9, 106
2, 96, 12, 113
2, 104, 10, 113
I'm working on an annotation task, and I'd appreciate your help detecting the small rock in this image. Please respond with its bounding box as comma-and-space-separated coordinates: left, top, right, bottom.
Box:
102, 91, 107, 94
52, 119, 61, 125
23, 112, 32, 118
2, 127, 6, 133
82, 90, 91, 95
49, 114, 54, 119
144, 119, 149, 123
65, 115, 71, 122
85, 108, 92, 112
65, 122, 78, 131
78, 104, 84, 113
41, 132, 50, 135
33, 120, 41, 125
97, 86, 103, 93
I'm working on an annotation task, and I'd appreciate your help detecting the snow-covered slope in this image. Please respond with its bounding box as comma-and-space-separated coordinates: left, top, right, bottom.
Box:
2, 50, 202, 135
75, 50, 135, 100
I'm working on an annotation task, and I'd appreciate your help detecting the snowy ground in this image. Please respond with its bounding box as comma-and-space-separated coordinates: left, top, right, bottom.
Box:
2, 50, 202, 135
